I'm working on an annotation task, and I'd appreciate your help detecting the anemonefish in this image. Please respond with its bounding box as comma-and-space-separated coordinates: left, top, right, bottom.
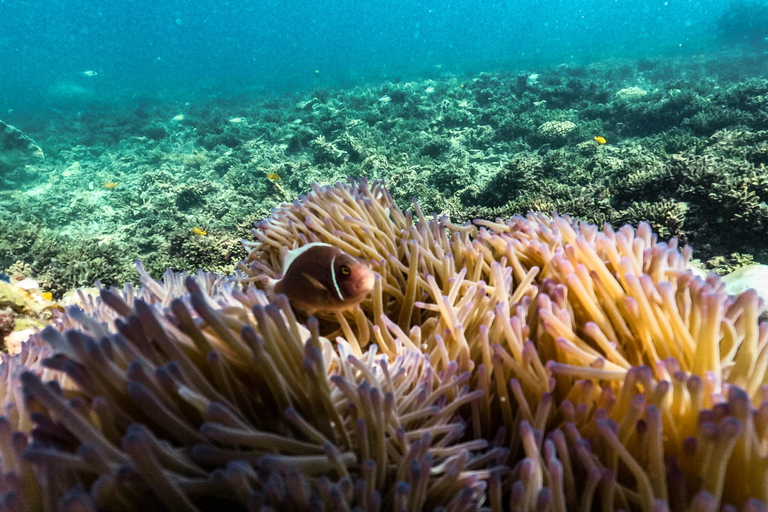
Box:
268, 243, 375, 314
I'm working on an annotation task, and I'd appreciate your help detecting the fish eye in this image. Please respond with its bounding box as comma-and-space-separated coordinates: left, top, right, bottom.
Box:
340, 265, 351, 275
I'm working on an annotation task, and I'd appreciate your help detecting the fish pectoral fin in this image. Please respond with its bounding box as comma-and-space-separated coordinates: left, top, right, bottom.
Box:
262, 277, 279, 300
301, 272, 330, 293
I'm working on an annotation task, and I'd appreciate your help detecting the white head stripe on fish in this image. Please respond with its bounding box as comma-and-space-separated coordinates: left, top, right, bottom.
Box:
330, 254, 344, 301
281, 242, 335, 276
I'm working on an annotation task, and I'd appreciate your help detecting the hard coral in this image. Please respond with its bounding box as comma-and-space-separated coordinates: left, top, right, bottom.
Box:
535, 120, 577, 143
2, 179, 768, 511
615, 86, 649, 103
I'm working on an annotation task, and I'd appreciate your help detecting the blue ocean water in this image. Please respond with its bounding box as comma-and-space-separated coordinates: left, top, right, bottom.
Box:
0, 0, 735, 116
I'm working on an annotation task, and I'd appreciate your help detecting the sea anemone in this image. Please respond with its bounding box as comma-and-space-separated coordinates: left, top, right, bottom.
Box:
1, 178, 767, 511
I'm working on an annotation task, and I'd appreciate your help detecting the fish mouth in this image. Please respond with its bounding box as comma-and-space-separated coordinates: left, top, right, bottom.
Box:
346, 269, 376, 304
359, 269, 376, 296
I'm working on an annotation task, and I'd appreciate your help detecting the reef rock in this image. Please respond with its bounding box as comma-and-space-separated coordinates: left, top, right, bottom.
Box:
0, 119, 44, 170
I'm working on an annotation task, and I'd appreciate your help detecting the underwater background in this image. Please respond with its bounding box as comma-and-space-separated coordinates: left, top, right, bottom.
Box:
0, 0, 736, 108
6, 2, 768, 509
1, 0, 768, 299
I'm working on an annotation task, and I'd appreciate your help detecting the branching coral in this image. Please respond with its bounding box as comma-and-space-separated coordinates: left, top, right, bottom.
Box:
617, 199, 688, 239
2, 179, 768, 511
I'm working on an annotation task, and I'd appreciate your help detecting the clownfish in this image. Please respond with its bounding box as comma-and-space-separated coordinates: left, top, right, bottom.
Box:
267, 243, 375, 314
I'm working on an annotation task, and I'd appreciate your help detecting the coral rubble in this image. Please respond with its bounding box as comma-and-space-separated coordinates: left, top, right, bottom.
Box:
1, 179, 767, 511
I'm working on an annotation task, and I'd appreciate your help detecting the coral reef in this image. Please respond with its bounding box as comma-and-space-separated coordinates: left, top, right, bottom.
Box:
2, 180, 768, 511
3, 49, 768, 294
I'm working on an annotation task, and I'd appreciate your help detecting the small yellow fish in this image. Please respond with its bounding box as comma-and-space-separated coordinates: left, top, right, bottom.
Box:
594, 136, 607, 144
267, 173, 281, 181
172, 114, 185, 122
192, 227, 207, 236
103, 182, 118, 189
42, 292, 53, 301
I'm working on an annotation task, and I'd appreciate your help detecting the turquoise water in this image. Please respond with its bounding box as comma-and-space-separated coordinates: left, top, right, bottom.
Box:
0, 0, 737, 114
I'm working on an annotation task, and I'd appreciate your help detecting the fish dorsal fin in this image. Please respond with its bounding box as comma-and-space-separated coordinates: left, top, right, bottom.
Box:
281, 242, 335, 276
